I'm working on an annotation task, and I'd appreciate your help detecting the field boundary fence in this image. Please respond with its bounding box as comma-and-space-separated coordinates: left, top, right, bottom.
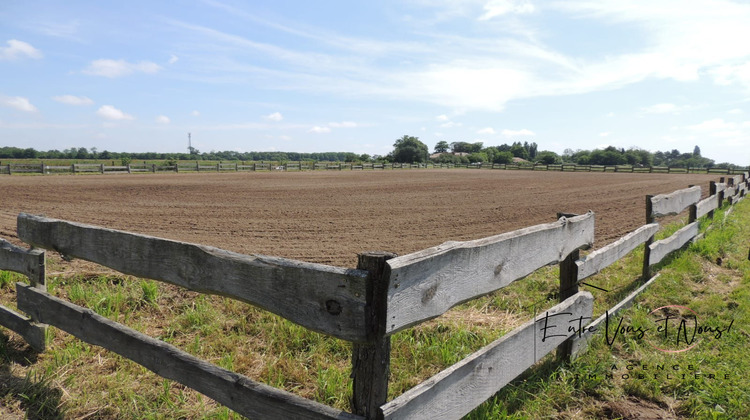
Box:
1, 160, 748, 176
0, 172, 747, 419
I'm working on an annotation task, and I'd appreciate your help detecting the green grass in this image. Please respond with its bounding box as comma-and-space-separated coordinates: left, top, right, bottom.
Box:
0, 197, 748, 418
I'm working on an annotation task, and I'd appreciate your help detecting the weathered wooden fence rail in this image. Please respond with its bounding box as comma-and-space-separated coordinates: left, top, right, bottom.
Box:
0, 171, 747, 419
2, 161, 748, 176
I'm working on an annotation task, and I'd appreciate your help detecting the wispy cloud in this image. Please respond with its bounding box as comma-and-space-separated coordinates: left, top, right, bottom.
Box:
53, 95, 94, 106
308, 126, 331, 133
156, 115, 170, 124
83, 59, 162, 78
479, 0, 535, 20
96, 105, 134, 120
1, 95, 38, 112
641, 103, 685, 114
263, 112, 283, 121
0, 39, 42, 60
477, 127, 496, 134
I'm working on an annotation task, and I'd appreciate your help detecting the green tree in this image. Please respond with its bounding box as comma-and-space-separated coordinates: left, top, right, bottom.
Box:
467, 152, 488, 163
450, 141, 471, 154
534, 151, 559, 165
494, 151, 514, 164
434, 141, 450, 153
509, 142, 529, 160
392, 135, 429, 163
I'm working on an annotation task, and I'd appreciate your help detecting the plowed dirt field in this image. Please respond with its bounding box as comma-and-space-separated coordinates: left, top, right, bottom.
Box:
1, 170, 719, 268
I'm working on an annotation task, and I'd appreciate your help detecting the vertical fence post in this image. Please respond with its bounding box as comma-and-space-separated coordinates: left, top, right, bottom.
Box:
556, 211, 580, 361
642, 195, 654, 281
352, 251, 396, 420
727, 177, 735, 205
688, 185, 697, 224
708, 181, 717, 219
101, 164, 105, 174
718, 177, 725, 209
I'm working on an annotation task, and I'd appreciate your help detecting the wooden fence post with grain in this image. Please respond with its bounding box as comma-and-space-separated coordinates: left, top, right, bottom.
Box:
556, 212, 581, 361
642, 195, 655, 280
0, 239, 47, 351
688, 185, 697, 224
351, 251, 397, 420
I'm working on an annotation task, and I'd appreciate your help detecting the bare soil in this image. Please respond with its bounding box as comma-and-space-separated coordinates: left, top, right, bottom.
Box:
0, 170, 718, 268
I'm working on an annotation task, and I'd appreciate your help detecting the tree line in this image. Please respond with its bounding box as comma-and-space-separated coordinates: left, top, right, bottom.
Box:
390, 135, 741, 169
0, 147, 372, 163
1, 140, 744, 169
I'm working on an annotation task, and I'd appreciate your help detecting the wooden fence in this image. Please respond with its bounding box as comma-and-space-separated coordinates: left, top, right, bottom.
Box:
0, 172, 747, 419
2, 161, 748, 176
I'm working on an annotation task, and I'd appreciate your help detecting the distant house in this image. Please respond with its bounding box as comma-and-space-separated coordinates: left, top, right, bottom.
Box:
512, 157, 529, 164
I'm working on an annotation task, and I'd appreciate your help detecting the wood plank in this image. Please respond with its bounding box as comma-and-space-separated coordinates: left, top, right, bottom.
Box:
16, 284, 361, 420
385, 212, 594, 335
714, 182, 727, 193
576, 223, 659, 281
380, 292, 594, 420
650, 186, 701, 217
0, 302, 46, 351
724, 186, 736, 198
648, 222, 700, 266
696, 195, 720, 219
0, 239, 45, 287
17, 213, 369, 342
570, 274, 660, 358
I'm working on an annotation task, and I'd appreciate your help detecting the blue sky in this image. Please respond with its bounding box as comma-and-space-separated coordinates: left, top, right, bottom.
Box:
1, 0, 749, 164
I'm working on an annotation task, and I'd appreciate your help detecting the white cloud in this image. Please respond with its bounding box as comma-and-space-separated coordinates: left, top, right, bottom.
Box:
686, 118, 734, 131
0, 39, 42, 60
479, 0, 535, 20
308, 126, 331, 133
599, 132, 611, 137
191, 110, 200, 117
440, 121, 462, 128
263, 112, 283, 121
728, 109, 743, 114
96, 105, 134, 120
436, 114, 449, 121
709, 61, 750, 87
477, 127, 496, 134
168, 54, 179, 64
642, 103, 682, 114
83, 59, 162, 78
52, 95, 93, 106
329, 121, 357, 127
501, 128, 535, 136
1, 95, 37, 112
156, 115, 170, 124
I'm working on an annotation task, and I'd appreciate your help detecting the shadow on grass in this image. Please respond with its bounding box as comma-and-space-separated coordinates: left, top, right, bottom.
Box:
0, 332, 65, 420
